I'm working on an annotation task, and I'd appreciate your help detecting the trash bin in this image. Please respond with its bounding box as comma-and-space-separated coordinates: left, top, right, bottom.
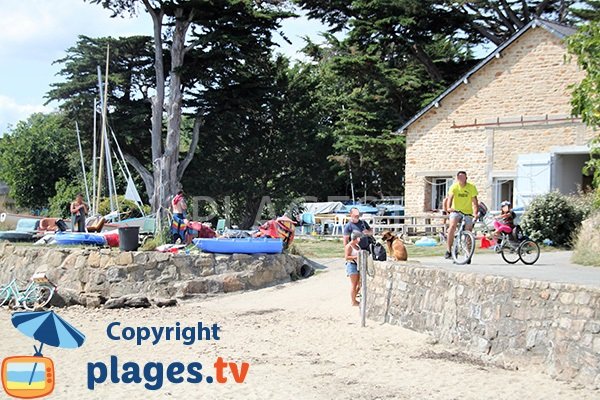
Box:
119, 226, 140, 251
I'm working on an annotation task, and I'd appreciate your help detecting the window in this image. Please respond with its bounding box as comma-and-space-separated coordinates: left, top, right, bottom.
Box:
429, 177, 454, 211
493, 178, 514, 210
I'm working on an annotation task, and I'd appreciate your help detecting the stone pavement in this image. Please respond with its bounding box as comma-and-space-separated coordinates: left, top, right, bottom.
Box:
311, 251, 600, 288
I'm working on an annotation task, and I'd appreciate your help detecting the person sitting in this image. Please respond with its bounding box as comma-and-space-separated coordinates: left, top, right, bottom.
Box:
38, 218, 59, 232
493, 200, 516, 240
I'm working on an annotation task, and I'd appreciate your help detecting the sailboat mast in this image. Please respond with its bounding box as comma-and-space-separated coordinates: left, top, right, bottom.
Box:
91, 98, 97, 216
75, 122, 91, 208
95, 46, 110, 215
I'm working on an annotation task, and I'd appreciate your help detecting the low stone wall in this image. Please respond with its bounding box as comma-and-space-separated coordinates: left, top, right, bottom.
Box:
366, 261, 600, 388
0, 242, 308, 307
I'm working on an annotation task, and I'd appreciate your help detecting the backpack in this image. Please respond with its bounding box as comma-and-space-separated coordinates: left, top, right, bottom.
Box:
371, 242, 387, 261
359, 235, 375, 251
512, 225, 525, 241
56, 220, 68, 232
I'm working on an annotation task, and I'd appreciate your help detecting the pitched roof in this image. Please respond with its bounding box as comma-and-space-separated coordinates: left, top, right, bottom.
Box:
396, 18, 576, 134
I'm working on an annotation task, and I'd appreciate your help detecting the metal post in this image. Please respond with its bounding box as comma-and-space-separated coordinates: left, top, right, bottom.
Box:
358, 250, 368, 327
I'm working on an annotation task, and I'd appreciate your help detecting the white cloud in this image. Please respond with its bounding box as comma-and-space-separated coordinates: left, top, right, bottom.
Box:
0, 95, 53, 134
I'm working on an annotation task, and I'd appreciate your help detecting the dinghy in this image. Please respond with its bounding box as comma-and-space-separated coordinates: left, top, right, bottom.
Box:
193, 238, 283, 254
54, 232, 107, 246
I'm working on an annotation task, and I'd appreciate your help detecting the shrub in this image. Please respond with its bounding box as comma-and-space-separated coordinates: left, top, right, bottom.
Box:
568, 190, 597, 222
572, 213, 600, 266
520, 191, 584, 247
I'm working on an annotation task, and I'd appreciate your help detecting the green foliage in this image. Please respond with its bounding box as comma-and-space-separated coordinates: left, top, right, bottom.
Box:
567, 21, 600, 185
568, 22, 600, 128
46, 35, 155, 196
520, 191, 586, 247
571, 0, 600, 21
48, 179, 85, 218
0, 113, 77, 210
98, 195, 149, 219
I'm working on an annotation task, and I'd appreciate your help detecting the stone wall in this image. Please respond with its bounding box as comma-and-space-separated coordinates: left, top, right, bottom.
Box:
0, 243, 309, 308
404, 26, 595, 215
366, 261, 600, 388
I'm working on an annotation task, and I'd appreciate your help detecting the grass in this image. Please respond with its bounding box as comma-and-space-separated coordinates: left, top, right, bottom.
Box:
292, 237, 445, 259
571, 213, 600, 267
292, 236, 561, 260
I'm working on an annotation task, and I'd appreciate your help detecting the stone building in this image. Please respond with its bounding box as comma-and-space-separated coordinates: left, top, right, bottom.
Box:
399, 19, 596, 215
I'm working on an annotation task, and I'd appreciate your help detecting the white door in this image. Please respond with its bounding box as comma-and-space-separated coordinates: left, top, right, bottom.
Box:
515, 153, 553, 208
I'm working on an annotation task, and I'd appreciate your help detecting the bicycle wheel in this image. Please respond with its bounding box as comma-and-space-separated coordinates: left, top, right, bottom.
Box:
452, 231, 475, 265
501, 242, 520, 264
22, 285, 55, 311
518, 240, 540, 265
0, 286, 12, 307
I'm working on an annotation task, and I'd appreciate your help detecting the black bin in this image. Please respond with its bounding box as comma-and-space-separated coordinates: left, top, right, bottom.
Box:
119, 226, 140, 251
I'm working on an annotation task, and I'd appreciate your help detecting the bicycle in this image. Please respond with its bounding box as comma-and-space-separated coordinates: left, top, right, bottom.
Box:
479, 216, 540, 265
0, 273, 56, 310
450, 211, 476, 265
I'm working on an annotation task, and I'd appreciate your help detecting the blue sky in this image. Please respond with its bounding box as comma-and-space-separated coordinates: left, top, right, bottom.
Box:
0, 0, 330, 133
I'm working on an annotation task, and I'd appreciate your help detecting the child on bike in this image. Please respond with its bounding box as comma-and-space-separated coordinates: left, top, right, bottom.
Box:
493, 200, 516, 239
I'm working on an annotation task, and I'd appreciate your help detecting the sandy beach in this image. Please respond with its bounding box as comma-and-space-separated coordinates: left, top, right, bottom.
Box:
0, 258, 597, 399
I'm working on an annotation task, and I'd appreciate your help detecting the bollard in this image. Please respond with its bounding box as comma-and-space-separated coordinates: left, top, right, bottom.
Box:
358, 250, 368, 327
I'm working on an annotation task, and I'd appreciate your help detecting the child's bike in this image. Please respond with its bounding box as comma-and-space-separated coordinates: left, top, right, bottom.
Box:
0, 273, 56, 310
479, 216, 540, 265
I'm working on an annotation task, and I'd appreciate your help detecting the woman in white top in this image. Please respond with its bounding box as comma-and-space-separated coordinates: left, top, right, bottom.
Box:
344, 231, 362, 306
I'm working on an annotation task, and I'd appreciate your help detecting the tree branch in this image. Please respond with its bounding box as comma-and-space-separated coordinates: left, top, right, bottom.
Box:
521, 0, 531, 22
492, 5, 516, 34
177, 115, 202, 180
123, 153, 154, 202
535, 0, 553, 16
499, 0, 525, 28
472, 22, 504, 45
410, 43, 444, 82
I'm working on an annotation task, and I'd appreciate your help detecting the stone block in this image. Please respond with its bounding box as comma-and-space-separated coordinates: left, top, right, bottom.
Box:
223, 274, 245, 293
133, 252, 149, 264
87, 252, 101, 268
47, 251, 66, 268
157, 265, 178, 284
154, 298, 177, 307
154, 252, 171, 263
559, 292, 575, 305
574, 292, 591, 305
106, 266, 127, 283
116, 252, 134, 265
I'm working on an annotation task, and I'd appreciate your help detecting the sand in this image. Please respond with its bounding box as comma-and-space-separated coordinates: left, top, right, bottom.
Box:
0, 258, 597, 399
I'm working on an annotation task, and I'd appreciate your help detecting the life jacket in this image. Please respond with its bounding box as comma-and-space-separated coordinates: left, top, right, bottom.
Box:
257, 216, 296, 248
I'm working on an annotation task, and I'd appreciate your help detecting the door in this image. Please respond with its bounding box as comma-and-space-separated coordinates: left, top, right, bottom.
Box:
515, 153, 553, 208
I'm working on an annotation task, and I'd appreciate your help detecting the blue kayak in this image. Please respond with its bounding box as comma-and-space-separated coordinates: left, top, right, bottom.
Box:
193, 238, 283, 254
54, 232, 107, 246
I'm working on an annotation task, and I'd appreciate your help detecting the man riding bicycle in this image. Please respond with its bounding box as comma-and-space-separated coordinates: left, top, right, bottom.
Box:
445, 171, 479, 262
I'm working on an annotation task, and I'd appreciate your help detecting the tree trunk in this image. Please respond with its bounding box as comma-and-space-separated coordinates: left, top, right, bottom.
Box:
410, 43, 444, 82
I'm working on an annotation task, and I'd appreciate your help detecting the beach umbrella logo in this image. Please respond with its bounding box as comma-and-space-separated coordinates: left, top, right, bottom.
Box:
2, 311, 86, 399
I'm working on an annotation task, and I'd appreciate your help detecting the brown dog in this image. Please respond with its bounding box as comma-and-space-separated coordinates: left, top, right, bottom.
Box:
381, 230, 407, 261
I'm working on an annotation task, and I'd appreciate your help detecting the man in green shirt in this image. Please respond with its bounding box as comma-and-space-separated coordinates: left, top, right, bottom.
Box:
445, 171, 479, 262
